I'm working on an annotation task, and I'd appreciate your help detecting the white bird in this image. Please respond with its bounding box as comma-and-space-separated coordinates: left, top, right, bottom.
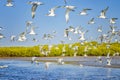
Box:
43, 34, 48, 40
29, 26, 37, 35
18, 32, 27, 42
73, 52, 77, 57
107, 58, 111, 66
26, 21, 33, 27
46, 6, 61, 16
79, 64, 83, 67
26, 21, 33, 33
84, 54, 87, 58
88, 18, 95, 24
64, 28, 69, 37
109, 25, 117, 35
6, 0, 14, 7
98, 6, 109, 19
106, 52, 110, 59
57, 58, 64, 65
73, 46, 78, 51
113, 52, 119, 56
74, 26, 82, 34
78, 30, 88, 41
31, 57, 37, 63
0, 33, 5, 39
0, 65, 8, 68
97, 25, 102, 32
63, 5, 76, 23
79, 8, 92, 15
10, 35, 16, 41
45, 62, 51, 69
98, 34, 108, 43
0, 27, 4, 31
28, 1, 44, 19
110, 18, 118, 24
97, 56, 102, 63
68, 26, 75, 32
32, 38, 38, 42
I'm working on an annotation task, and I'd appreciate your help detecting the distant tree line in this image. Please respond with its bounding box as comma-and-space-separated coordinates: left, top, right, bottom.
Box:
0, 41, 120, 57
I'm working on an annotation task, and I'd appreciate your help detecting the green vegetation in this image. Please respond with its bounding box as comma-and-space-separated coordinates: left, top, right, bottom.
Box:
0, 42, 120, 57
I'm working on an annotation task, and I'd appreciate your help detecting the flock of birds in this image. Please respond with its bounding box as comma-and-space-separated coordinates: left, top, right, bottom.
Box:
30, 51, 119, 70
0, 0, 120, 44
0, 0, 120, 68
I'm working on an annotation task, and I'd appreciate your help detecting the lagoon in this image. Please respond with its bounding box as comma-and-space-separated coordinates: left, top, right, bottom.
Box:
0, 57, 120, 80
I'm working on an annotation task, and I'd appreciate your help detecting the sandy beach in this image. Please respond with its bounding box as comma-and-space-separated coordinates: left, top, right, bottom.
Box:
0, 56, 120, 68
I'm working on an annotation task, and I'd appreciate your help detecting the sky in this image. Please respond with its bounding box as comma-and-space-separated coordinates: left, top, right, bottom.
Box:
0, 0, 120, 46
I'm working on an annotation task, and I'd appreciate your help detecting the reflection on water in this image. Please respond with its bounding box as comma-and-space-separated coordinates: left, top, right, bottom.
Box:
0, 60, 120, 80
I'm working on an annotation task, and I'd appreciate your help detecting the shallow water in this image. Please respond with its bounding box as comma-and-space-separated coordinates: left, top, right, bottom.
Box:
0, 60, 120, 80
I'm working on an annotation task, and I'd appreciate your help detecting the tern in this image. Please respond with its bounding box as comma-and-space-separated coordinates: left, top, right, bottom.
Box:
79, 8, 92, 16
78, 30, 88, 41
32, 38, 38, 42
31, 57, 37, 63
63, 5, 76, 23
68, 26, 75, 32
57, 58, 64, 65
46, 6, 61, 16
18, 32, 27, 42
45, 62, 51, 69
10, 35, 16, 41
97, 56, 102, 63
28, 1, 44, 19
0, 65, 8, 68
0, 33, 5, 39
29, 26, 37, 35
6, 0, 14, 7
107, 58, 111, 66
64, 28, 69, 37
88, 18, 95, 24
98, 6, 109, 19
0, 27, 4, 31
109, 25, 117, 35
26, 21, 32, 29
97, 25, 102, 32
110, 18, 118, 24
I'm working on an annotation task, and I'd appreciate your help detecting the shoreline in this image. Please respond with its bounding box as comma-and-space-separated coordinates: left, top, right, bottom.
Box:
0, 56, 120, 68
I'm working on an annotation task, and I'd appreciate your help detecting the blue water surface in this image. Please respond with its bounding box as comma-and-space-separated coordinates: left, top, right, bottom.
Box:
0, 60, 120, 80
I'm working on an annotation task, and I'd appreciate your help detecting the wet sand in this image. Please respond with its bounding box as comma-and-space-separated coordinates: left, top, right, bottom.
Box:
0, 56, 120, 68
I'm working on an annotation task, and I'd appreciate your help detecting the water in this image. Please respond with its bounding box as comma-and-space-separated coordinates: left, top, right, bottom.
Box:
0, 60, 120, 80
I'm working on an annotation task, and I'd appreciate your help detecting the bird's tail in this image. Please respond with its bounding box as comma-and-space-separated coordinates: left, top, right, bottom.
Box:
32, 12, 35, 19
